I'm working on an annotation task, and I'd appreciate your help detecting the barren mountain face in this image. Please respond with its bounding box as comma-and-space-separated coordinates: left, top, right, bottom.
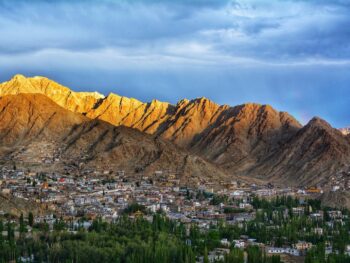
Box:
0, 93, 86, 145
250, 117, 350, 185
0, 92, 229, 185
1, 75, 349, 186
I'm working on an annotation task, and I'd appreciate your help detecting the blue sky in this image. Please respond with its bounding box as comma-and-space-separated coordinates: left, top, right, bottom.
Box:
0, 0, 349, 127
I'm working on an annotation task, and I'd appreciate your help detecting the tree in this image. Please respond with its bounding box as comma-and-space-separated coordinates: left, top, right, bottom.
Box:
0, 219, 3, 246
19, 213, 26, 235
53, 217, 66, 231
7, 222, 14, 245
122, 203, 147, 215
28, 212, 34, 227
247, 246, 263, 263
225, 248, 244, 263
203, 247, 209, 263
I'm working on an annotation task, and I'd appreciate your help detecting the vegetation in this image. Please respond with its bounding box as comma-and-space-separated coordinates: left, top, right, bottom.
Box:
1, 197, 350, 262
0, 212, 282, 263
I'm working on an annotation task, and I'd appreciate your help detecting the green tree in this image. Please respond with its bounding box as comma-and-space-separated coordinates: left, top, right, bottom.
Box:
19, 213, 27, 235
0, 219, 3, 247
203, 247, 209, 263
28, 212, 34, 227
7, 222, 14, 245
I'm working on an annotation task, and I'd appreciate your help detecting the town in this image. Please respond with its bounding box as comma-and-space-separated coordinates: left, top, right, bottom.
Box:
1, 164, 350, 263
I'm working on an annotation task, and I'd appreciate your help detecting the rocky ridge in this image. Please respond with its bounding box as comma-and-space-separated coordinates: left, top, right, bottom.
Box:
1, 74, 349, 186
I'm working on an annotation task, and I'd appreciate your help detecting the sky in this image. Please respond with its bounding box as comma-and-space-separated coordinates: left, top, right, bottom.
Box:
0, 0, 349, 127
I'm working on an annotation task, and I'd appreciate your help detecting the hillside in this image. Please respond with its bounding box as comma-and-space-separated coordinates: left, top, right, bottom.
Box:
0, 93, 230, 184
1, 74, 350, 186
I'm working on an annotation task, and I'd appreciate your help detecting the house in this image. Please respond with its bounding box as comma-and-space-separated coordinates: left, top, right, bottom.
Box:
266, 247, 300, 256
206, 248, 230, 262
239, 203, 253, 209
297, 189, 306, 195
292, 207, 304, 216
332, 185, 340, 192
19, 255, 34, 262
345, 245, 350, 256
325, 245, 333, 255
313, 227, 323, 235
295, 241, 313, 251
256, 189, 276, 196
233, 240, 245, 249
231, 190, 244, 197
328, 210, 343, 219
287, 248, 300, 256
310, 211, 324, 220
220, 238, 230, 247
58, 178, 66, 183
306, 187, 323, 194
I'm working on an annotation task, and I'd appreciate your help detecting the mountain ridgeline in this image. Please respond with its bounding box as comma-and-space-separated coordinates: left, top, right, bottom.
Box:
0, 74, 349, 186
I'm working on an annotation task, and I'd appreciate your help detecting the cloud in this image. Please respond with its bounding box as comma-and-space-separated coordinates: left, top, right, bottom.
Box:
0, 0, 349, 64
198, 0, 350, 61
0, 0, 230, 54
0, 0, 350, 127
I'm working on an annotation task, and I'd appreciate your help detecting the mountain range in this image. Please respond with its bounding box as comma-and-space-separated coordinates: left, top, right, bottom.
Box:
1, 74, 349, 188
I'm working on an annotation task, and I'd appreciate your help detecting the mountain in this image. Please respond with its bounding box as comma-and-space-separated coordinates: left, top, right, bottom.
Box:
0, 75, 301, 146
0, 93, 86, 145
1, 74, 349, 186
0, 74, 104, 113
0, 93, 230, 184
250, 117, 350, 185
190, 103, 301, 172
85, 93, 173, 136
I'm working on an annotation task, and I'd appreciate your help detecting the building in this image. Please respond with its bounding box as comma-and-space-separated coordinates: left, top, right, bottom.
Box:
266, 247, 300, 256
295, 241, 313, 251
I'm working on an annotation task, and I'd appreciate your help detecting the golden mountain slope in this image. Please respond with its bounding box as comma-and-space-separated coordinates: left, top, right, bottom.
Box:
0, 74, 104, 113
0, 93, 230, 183
1, 74, 349, 186
85, 93, 173, 135
0, 93, 86, 145
0, 75, 301, 148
